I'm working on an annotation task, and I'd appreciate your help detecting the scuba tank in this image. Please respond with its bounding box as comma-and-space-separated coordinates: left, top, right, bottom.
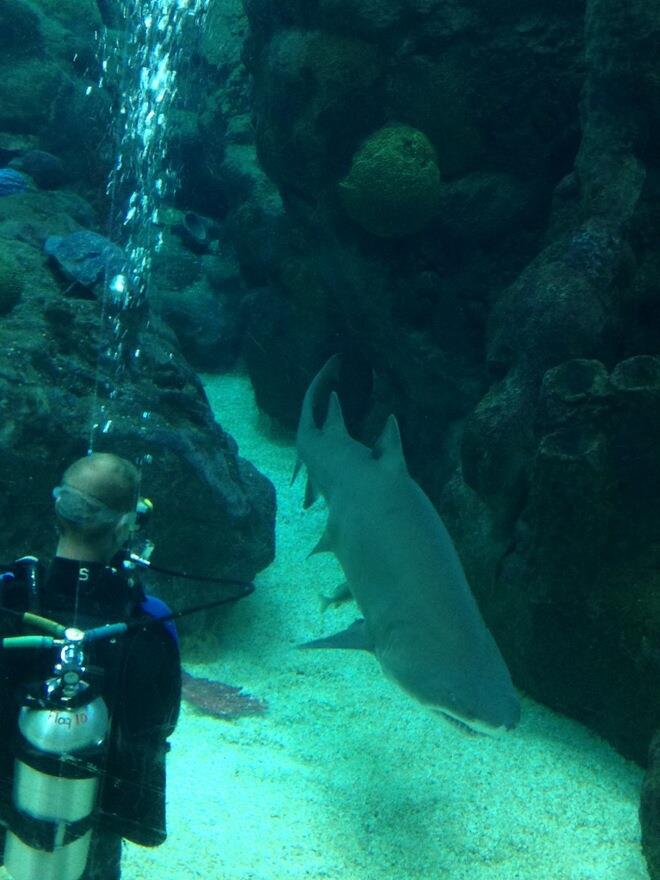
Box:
3, 627, 109, 880
0, 536, 254, 880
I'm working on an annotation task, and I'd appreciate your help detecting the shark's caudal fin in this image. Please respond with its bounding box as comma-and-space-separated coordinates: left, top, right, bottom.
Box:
297, 354, 342, 435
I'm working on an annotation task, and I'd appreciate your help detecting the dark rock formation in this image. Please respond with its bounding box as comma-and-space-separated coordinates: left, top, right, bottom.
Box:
452, 0, 660, 767
0, 0, 276, 376
488, 356, 660, 757
0, 0, 111, 193
9, 149, 67, 189
0, 247, 23, 314
150, 213, 247, 371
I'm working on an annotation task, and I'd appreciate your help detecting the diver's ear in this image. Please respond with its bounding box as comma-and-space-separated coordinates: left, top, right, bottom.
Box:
114, 512, 135, 547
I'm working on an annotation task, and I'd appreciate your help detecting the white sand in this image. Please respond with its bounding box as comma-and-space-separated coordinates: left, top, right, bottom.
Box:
122, 370, 649, 880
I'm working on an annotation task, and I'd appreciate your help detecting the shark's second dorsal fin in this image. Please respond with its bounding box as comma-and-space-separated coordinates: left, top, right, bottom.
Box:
372, 414, 406, 470
322, 391, 349, 438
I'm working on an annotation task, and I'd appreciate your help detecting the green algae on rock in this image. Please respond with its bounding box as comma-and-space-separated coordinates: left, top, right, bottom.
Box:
338, 124, 442, 237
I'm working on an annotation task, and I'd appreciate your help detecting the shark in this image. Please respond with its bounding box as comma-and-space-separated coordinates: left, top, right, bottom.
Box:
296, 356, 521, 733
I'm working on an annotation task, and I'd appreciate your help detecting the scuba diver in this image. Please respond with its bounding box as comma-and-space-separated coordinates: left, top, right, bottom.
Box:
0, 452, 181, 880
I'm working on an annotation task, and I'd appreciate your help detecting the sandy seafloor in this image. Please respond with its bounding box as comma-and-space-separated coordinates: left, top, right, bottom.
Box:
121, 370, 649, 880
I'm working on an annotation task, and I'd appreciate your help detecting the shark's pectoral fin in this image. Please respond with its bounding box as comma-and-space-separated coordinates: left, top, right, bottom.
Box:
303, 477, 318, 509
300, 619, 374, 652
308, 521, 336, 557
290, 456, 303, 486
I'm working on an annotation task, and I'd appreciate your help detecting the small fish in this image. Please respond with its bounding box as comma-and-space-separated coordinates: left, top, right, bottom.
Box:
44, 230, 126, 289
0, 168, 29, 197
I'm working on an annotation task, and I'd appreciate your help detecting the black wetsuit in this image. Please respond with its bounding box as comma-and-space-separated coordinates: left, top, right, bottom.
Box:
0, 556, 181, 879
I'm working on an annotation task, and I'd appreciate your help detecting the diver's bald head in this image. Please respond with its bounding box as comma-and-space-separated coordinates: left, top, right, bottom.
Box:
61, 453, 139, 514
54, 453, 140, 558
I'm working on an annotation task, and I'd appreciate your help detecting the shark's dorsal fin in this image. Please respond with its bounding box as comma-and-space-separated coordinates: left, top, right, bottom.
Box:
322, 391, 349, 438
372, 414, 406, 470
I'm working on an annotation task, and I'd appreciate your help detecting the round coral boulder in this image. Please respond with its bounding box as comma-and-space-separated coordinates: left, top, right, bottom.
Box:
338, 124, 442, 237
